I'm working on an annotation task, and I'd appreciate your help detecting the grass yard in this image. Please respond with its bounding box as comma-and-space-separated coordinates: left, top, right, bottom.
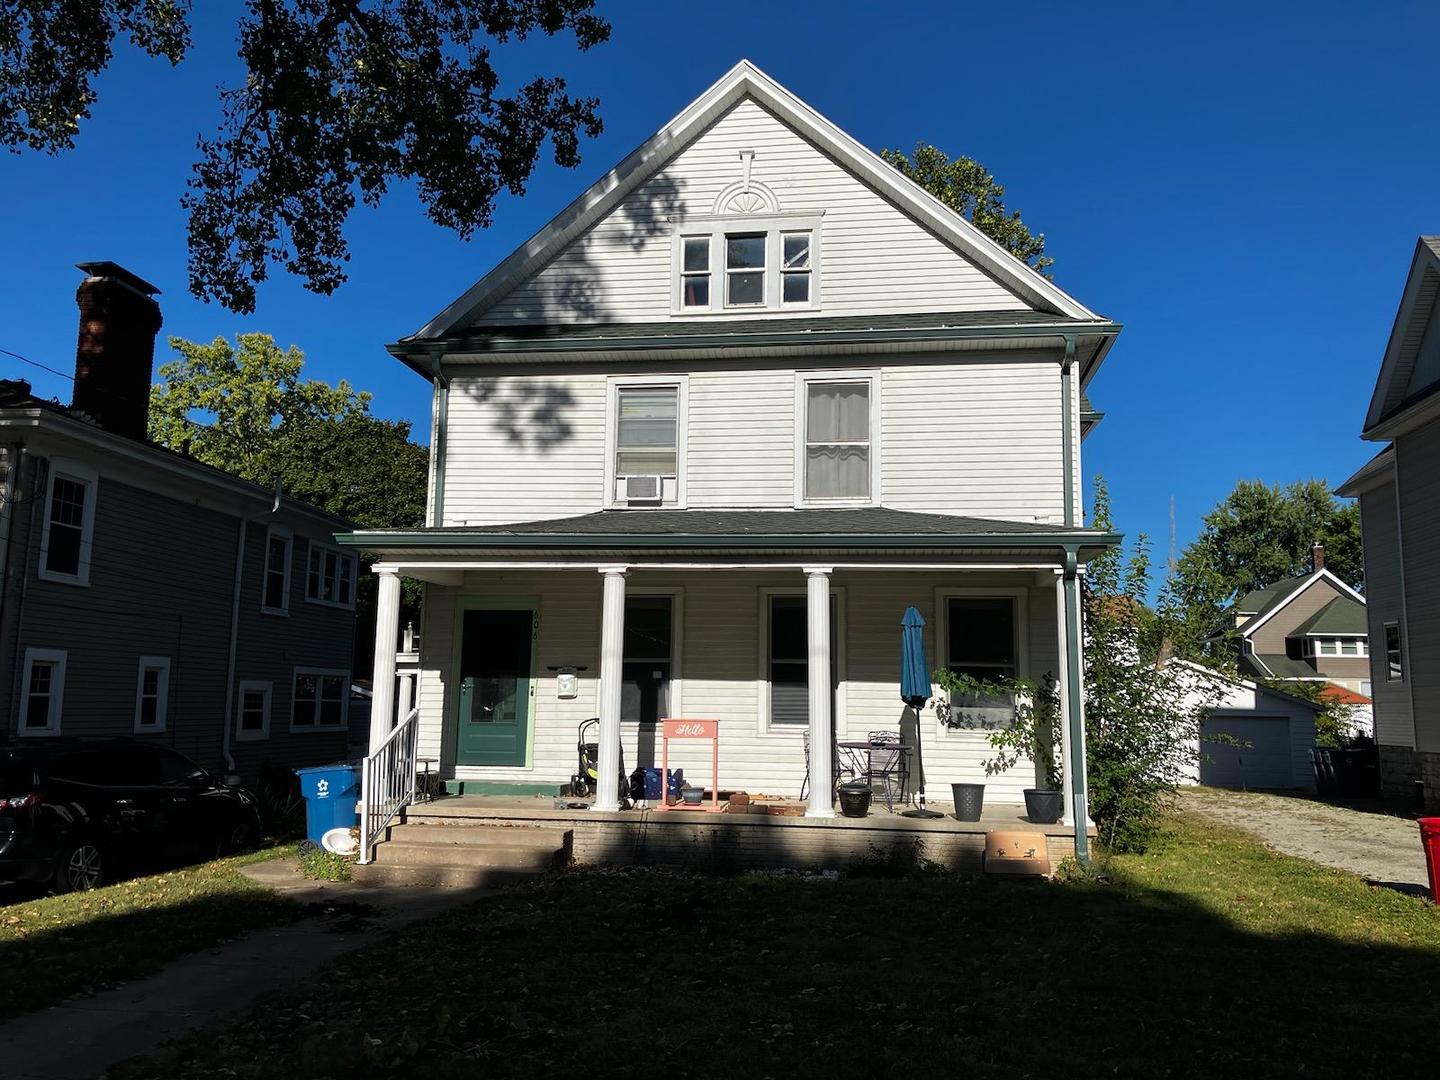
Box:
0, 845, 299, 1020
112, 820, 1440, 1080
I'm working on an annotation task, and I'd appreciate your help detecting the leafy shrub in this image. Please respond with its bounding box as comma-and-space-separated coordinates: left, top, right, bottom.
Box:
300, 849, 354, 882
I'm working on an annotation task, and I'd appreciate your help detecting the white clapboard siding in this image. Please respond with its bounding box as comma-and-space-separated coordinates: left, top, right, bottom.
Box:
414, 570, 1060, 803
440, 352, 1065, 524
472, 98, 1030, 326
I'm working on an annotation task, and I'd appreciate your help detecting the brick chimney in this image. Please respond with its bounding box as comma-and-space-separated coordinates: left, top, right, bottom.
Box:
71, 262, 162, 441
1312, 542, 1325, 573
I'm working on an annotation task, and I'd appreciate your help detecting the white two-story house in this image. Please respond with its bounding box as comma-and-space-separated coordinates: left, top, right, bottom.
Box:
345, 61, 1120, 856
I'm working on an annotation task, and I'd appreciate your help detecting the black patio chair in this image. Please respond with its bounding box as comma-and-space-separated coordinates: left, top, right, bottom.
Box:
863, 730, 909, 811
800, 730, 857, 800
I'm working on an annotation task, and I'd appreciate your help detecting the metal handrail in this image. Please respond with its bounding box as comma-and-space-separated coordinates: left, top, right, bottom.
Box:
359, 706, 420, 864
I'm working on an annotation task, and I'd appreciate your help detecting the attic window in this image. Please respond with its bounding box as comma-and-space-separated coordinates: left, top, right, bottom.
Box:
671, 213, 822, 315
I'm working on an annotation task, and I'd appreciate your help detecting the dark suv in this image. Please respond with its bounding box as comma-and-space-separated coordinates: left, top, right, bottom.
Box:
0, 738, 262, 891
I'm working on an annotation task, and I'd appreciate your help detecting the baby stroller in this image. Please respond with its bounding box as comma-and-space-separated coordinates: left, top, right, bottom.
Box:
569, 717, 632, 806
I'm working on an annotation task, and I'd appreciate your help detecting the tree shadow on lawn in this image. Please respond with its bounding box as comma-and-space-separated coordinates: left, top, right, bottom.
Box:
110, 850, 1440, 1080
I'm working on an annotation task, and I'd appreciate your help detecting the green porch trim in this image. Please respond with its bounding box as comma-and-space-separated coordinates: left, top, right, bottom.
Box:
444, 780, 563, 797
339, 530, 1123, 551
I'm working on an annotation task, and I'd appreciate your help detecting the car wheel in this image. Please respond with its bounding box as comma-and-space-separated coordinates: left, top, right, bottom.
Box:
219, 819, 255, 857
53, 840, 105, 893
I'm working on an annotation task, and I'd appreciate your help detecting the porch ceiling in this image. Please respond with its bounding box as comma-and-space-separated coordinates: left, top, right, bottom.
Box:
339, 507, 1120, 564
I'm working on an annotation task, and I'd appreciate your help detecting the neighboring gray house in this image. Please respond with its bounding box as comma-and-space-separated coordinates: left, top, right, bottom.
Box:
1340, 237, 1440, 809
0, 262, 357, 779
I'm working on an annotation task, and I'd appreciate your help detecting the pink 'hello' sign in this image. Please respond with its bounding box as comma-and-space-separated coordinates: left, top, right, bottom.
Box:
662, 718, 718, 739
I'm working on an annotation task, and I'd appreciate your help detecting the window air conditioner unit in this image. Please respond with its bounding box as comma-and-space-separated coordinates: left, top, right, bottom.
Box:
624, 475, 663, 503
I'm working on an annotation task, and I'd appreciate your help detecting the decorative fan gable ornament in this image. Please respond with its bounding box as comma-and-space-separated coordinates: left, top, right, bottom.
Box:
713, 148, 779, 214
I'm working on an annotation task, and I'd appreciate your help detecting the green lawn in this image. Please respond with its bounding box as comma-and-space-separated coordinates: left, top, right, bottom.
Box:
0, 845, 299, 1020
112, 820, 1439, 1080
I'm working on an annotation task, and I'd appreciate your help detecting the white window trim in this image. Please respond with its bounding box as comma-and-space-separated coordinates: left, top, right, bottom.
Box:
793, 370, 882, 508
18, 647, 66, 736
37, 459, 98, 587
262, 525, 293, 616
932, 587, 1030, 740
236, 679, 272, 742
755, 585, 847, 738
1384, 621, 1404, 683
603, 375, 689, 510
303, 541, 357, 610
133, 655, 172, 733
670, 212, 823, 315
619, 587, 685, 724
291, 667, 351, 732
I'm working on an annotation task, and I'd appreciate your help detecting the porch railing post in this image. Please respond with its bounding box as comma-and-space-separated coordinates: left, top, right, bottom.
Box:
595, 566, 628, 811
370, 568, 402, 753
805, 566, 835, 818
1054, 570, 1076, 826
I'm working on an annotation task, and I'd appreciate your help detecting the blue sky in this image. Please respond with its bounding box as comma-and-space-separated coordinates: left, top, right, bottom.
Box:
2, 0, 1437, 566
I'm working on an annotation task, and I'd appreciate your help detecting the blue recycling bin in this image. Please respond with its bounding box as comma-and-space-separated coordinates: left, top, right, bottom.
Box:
294, 763, 361, 852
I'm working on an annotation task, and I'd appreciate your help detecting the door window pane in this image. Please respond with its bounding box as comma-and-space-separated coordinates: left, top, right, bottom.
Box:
615, 386, 678, 476
623, 596, 673, 726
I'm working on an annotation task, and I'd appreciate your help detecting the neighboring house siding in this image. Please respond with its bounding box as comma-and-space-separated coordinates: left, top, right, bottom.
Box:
1397, 424, 1440, 755
439, 354, 1066, 526
417, 570, 1058, 802
1, 452, 355, 777
1358, 479, 1414, 748
473, 97, 1030, 327
1247, 577, 1351, 655
1310, 656, 1371, 681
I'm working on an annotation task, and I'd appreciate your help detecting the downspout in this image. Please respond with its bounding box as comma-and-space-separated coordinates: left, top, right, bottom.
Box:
429, 357, 449, 528
1060, 334, 1077, 527
220, 482, 282, 771
1063, 546, 1090, 864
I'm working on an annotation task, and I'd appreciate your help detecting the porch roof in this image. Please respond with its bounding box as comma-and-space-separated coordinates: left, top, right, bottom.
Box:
339, 507, 1120, 557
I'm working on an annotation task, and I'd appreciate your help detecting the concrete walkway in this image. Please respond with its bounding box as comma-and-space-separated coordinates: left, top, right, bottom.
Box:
1180, 787, 1430, 894
1, 859, 484, 1080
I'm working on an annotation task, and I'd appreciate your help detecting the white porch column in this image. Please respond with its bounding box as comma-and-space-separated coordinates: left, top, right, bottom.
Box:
369, 568, 402, 754
595, 566, 628, 811
1055, 572, 1076, 826
1059, 557, 1091, 862
805, 567, 835, 818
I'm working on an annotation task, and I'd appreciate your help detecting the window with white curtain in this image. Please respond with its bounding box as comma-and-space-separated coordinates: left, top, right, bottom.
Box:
800, 377, 874, 502
615, 386, 679, 477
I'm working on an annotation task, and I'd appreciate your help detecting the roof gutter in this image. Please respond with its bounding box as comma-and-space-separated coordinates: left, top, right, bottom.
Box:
336, 529, 1123, 552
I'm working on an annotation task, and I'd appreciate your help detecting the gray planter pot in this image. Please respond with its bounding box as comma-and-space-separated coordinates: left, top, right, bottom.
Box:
950, 783, 985, 822
1023, 788, 1064, 824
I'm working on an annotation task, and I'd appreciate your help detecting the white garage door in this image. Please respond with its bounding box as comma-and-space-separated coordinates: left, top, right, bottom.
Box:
1199, 716, 1296, 789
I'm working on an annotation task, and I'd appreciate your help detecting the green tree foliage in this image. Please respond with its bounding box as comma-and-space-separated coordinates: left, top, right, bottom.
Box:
1169, 479, 1363, 662
149, 333, 427, 529
1084, 480, 1222, 851
880, 143, 1053, 276
1, 0, 610, 312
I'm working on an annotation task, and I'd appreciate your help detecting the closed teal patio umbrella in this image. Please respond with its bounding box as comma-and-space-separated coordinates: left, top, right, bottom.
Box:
900, 606, 942, 818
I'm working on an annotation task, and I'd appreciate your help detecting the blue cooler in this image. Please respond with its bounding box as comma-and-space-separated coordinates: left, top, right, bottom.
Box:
294, 763, 361, 852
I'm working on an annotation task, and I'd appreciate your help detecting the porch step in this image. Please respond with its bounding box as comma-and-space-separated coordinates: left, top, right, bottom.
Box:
353, 823, 572, 889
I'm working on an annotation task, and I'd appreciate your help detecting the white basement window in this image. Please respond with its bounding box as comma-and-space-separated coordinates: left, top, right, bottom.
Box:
19, 648, 66, 736
305, 542, 356, 608
672, 214, 821, 314
796, 374, 878, 505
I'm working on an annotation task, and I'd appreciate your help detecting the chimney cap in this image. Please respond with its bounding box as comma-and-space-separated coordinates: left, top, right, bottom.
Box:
75, 261, 161, 297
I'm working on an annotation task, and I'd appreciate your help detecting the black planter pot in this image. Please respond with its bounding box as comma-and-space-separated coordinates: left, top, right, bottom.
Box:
837, 782, 873, 818
1024, 788, 1064, 824
950, 783, 985, 822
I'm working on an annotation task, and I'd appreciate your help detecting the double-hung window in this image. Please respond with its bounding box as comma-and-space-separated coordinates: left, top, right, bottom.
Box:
133, 656, 171, 733
940, 595, 1022, 729
292, 669, 348, 730
672, 215, 821, 313
762, 593, 838, 730
39, 462, 98, 585
263, 527, 292, 614
606, 378, 688, 508
1385, 622, 1404, 682
622, 595, 676, 727
305, 543, 356, 608
797, 375, 876, 504
19, 648, 66, 736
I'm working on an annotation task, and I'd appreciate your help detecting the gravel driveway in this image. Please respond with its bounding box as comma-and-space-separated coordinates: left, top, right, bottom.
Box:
1179, 787, 1430, 893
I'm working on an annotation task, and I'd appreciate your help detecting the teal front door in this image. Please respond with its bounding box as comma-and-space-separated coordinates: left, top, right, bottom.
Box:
455, 608, 536, 767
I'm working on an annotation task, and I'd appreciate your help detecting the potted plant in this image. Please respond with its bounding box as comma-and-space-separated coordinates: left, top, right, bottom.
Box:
934, 671, 1065, 824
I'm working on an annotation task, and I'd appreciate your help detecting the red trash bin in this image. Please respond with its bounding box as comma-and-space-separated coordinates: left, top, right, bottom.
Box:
1420, 817, 1440, 902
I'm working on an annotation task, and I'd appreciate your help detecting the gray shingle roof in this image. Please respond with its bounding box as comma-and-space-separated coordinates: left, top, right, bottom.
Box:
1236, 575, 1311, 619
1251, 654, 1324, 680
1290, 595, 1368, 636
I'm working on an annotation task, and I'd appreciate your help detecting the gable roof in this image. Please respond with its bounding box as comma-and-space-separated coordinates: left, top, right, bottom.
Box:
407, 60, 1108, 348
1290, 595, 1368, 637
1235, 568, 1365, 640
1236, 575, 1310, 618
1362, 236, 1440, 438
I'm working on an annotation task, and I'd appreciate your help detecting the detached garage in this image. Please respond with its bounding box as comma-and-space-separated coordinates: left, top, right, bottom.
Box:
1172, 661, 1319, 791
